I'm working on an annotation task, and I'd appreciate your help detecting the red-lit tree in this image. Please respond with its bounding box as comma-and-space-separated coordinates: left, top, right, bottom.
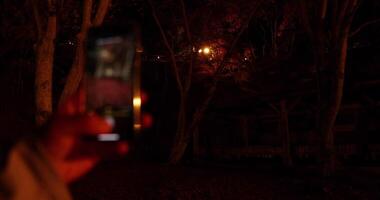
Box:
148, 0, 266, 163
30, 0, 112, 125
295, 0, 360, 175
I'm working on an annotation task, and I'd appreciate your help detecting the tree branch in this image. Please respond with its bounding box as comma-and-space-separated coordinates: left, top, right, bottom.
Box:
185, 3, 260, 142
47, 0, 56, 14
92, 0, 111, 27
148, 0, 184, 91
320, 0, 328, 20
30, 0, 42, 40
336, 0, 351, 32
214, 6, 257, 75
350, 18, 380, 37
297, 1, 313, 37
179, 0, 193, 92
179, 0, 191, 43
79, 0, 93, 37
59, 0, 93, 104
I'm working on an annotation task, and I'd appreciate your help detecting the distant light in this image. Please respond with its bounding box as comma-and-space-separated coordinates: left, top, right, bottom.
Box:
244, 57, 248, 61
203, 47, 210, 54
198, 49, 203, 53
157, 56, 160, 59
97, 133, 120, 141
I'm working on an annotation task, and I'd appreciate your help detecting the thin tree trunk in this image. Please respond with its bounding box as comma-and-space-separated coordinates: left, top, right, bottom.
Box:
59, 0, 92, 105
193, 125, 200, 159
240, 117, 249, 147
280, 99, 292, 167
35, 14, 56, 126
169, 93, 188, 163
322, 28, 350, 175
59, 0, 111, 104
149, 1, 259, 164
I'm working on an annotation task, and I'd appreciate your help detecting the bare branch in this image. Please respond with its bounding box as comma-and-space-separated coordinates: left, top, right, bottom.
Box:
297, 1, 313, 37
179, 0, 191, 43
148, 0, 184, 91
268, 102, 280, 113
288, 97, 302, 112
59, 0, 93, 104
350, 18, 380, 37
47, 0, 53, 8
179, 0, 193, 92
214, 6, 258, 75
47, 0, 56, 12
80, 0, 93, 36
92, 0, 111, 27
336, 0, 351, 30
30, 0, 42, 39
185, 3, 261, 142
320, 0, 328, 20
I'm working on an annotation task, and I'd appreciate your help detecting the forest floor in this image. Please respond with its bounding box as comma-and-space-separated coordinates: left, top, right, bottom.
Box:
71, 160, 380, 200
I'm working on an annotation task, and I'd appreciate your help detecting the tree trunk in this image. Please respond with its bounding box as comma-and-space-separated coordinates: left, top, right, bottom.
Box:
240, 117, 249, 147
169, 93, 188, 164
35, 14, 56, 126
59, 0, 111, 104
321, 28, 350, 176
169, 82, 218, 163
280, 99, 292, 167
59, 0, 93, 104
193, 125, 200, 159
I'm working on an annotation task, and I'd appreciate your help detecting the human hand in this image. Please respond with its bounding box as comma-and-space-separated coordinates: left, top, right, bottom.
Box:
40, 89, 130, 183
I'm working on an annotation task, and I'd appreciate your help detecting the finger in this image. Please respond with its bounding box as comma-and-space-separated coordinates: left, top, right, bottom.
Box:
57, 94, 77, 116
77, 87, 86, 114
58, 90, 82, 116
50, 113, 113, 137
57, 157, 100, 183
57, 85, 86, 116
69, 141, 129, 159
78, 113, 113, 135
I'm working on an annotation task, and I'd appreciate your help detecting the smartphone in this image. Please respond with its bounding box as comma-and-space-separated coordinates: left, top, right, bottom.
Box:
85, 27, 142, 141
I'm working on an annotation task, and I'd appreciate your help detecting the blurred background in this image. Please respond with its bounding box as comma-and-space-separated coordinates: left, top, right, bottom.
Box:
1, 0, 380, 199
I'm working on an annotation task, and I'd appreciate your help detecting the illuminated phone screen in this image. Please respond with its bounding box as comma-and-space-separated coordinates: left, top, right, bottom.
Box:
86, 29, 136, 140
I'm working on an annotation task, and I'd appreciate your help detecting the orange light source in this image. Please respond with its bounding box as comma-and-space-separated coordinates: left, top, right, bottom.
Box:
203, 47, 210, 55
133, 96, 142, 132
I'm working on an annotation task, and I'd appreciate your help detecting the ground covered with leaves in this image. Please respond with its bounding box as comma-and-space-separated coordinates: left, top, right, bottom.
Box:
71, 161, 380, 200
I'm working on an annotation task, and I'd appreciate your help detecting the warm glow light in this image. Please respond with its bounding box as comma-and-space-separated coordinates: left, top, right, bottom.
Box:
203, 47, 210, 54
134, 124, 142, 130
198, 49, 203, 53
133, 97, 141, 108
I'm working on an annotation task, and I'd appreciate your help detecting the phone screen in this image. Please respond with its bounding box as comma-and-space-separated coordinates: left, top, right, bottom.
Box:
86, 29, 137, 141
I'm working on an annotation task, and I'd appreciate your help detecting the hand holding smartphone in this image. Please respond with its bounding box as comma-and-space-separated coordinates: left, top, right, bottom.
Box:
85, 26, 142, 141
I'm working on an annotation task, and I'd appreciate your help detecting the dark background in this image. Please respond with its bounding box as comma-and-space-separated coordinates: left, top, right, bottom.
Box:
1, 0, 380, 199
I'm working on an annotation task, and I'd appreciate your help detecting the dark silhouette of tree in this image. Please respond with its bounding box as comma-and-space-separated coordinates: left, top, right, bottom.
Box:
295, 0, 360, 175
30, 0, 112, 125
148, 0, 265, 163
